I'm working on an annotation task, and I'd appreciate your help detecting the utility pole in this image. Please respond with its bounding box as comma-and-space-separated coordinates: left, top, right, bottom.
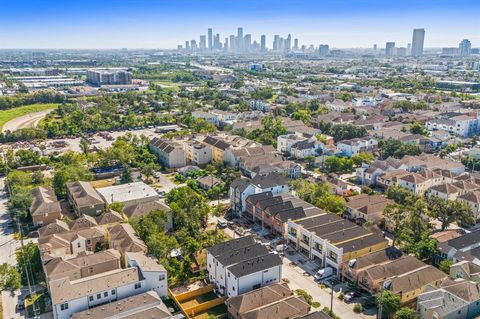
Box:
330, 280, 334, 315
2, 152, 39, 318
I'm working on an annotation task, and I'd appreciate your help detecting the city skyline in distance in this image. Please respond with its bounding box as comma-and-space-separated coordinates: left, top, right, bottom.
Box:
0, 0, 479, 49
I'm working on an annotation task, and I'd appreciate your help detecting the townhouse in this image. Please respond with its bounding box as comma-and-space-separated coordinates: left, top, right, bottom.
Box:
150, 137, 186, 168
244, 192, 323, 235
66, 181, 106, 217
337, 137, 378, 157
30, 186, 62, 227
230, 172, 290, 216
458, 191, 480, 221
50, 253, 168, 319
345, 194, 394, 225
38, 227, 106, 262
277, 133, 320, 159
71, 291, 175, 319
417, 279, 480, 319
226, 283, 311, 319
425, 112, 480, 137
435, 230, 480, 267
286, 213, 388, 275
206, 236, 282, 297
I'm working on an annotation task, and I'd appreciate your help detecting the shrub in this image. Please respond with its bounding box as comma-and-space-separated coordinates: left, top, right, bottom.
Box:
311, 301, 321, 309
338, 292, 345, 301
353, 303, 363, 313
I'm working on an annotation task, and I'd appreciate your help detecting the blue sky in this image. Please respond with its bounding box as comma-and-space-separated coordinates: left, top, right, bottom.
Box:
1, 0, 479, 49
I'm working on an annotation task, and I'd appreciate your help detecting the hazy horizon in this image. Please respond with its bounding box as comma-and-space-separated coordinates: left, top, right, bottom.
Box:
1, 0, 479, 50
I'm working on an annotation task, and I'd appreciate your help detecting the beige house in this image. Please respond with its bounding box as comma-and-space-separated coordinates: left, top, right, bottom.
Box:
30, 186, 62, 227
66, 181, 105, 216
44, 249, 121, 282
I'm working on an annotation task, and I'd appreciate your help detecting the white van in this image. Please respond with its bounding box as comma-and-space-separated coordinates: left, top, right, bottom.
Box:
314, 267, 333, 281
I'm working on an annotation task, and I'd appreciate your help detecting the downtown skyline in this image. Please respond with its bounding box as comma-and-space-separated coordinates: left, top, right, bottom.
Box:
1, 0, 479, 49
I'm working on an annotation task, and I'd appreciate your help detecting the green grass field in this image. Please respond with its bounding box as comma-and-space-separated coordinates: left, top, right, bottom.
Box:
0, 103, 58, 130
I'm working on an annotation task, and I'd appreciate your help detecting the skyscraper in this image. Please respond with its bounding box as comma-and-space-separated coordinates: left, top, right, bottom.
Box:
260, 35, 266, 51
385, 42, 395, 57
319, 44, 329, 57
237, 27, 244, 53
185, 41, 190, 51
285, 34, 292, 52
273, 35, 280, 51
229, 35, 235, 53
208, 28, 213, 51
411, 28, 425, 57
244, 34, 252, 52
293, 38, 299, 50
214, 33, 221, 50
224, 37, 229, 51
459, 39, 472, 57
199, 35, 206, 51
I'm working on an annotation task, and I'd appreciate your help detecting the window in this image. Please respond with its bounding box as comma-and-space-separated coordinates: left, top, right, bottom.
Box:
89, 296, 93, 302
87, 239, 91, 245
77, 242, 81, 248
159, 274, 165, 281
232, 286, 235, 291
252, 283, 261, 290
135, 282, 142, 289
111, 290, 116, 295
60, 303, 69, 311
104, 292, 108, 297
97, 293, 101, 299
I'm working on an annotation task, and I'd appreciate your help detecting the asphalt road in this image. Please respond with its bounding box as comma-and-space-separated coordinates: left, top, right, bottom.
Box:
2, 109, 53, 133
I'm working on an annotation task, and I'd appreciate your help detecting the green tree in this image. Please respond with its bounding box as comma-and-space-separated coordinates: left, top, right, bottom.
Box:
52, 165, 92, 197
383, 204, 407, 247
439, 259, 453, 274
16, 242, 43, 285
352, 152, 375, 166
427, 196, 474, 231
79, 138, 90, 155
377, 290, 402, 319
395, 307, 419, 319
409, 121, 428, 136
0, 263, 22, 291
120, 165, 133, 183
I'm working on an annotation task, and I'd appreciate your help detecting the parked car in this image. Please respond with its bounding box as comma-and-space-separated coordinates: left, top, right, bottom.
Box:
314, 267, 334, 281
344, 291, 360, 303
217, 218, 228, 228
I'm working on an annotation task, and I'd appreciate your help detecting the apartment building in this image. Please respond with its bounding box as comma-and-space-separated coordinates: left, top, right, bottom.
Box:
183, 140, 212, 166
150, 137, 186, 168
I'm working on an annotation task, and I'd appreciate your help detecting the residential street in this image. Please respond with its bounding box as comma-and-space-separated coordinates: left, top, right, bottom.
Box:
0, 177, 24, 319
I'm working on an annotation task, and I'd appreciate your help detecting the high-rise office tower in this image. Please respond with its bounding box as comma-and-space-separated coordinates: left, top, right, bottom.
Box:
273, 35, 280, 51
385, 42, 395, 57
199, 35, 206, 51
260, 35, 266, 51
190, 40, 197, 51
373, 44, 377, 51
411, 28, 425, 57
224, 37, 229, 51
185, 41, 190, 51
237, 27, 244, 53
214, 33, 221, 50
208, 28, 213, 50
319, 44, 329, 57
293, 38, 299, 50
396, 47, 407, 57
244, 34, 252, 52
229, 35, 235, 53
459, 39, 472, 57
285, 34, 292, 52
